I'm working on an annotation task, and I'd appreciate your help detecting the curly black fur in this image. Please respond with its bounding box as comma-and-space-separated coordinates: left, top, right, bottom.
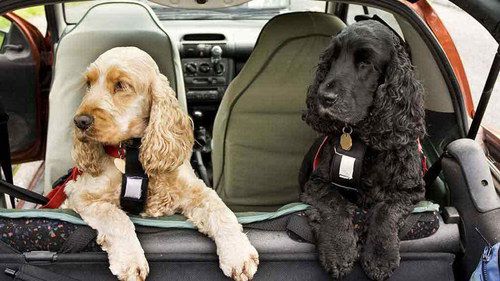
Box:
301, 20, 426, 280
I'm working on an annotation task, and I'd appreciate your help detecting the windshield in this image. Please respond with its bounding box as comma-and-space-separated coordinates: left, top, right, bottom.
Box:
64, 0, 325, 23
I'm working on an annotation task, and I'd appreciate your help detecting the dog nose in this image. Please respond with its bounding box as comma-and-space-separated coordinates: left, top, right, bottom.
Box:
319, 90, 338, 103
74, 114, 94, 130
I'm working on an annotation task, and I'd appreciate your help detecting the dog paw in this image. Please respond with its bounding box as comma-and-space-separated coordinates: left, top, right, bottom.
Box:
317, 242, 357, 279
218, 234, 259, 281
109, 248, 149, 281
361, 244, 400, 281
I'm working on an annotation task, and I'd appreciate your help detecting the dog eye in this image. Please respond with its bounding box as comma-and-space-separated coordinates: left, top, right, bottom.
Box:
85, 80, 91, 90
358, 61, 372, 68
354, 48, 374, 67
114, 81, 126, 93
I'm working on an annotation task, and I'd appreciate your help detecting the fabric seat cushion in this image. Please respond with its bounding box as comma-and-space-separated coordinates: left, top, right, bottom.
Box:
0, 202, 443, 253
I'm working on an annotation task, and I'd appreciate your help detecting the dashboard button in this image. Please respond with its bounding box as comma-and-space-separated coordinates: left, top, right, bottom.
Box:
185, 63, 197, 75
198, 63, 210, 73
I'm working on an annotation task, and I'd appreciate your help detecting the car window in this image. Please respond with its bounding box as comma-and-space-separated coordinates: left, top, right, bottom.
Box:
0, 6, 46, 52
0, 17, 11, 51
431, 1, 499, 134
13, 6, 47, 35
63, 0, 325, 22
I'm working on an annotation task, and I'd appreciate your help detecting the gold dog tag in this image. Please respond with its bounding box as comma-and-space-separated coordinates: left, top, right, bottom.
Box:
340, 132, 353, 151
114, 158, 125, 174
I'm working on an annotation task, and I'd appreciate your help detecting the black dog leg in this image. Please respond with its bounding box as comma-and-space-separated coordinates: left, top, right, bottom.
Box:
301, 181, 359, 279
361, 201, 412, 280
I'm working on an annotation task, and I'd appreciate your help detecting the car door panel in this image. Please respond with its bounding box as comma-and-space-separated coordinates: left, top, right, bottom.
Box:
0, 12, 50, 163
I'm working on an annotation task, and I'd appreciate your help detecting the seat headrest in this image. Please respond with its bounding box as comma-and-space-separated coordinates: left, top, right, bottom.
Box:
253, 12, 344, 59
57, 1, 177, 89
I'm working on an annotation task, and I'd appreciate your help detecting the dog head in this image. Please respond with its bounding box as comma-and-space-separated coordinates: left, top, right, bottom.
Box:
72, 47, 193, 175
304, 20, 425, 149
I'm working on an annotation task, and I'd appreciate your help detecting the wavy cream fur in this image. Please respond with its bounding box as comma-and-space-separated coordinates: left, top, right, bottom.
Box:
67, 47, 258, 281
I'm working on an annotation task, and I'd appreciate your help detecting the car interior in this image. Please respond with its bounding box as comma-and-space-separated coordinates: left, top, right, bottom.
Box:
0, 0, 499, 280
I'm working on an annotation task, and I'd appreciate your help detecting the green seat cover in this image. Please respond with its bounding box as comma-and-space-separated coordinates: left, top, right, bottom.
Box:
212, 12, 346, 211
0, 202, 438, 229
44, 1, 186, 194
0, 203, 310, 229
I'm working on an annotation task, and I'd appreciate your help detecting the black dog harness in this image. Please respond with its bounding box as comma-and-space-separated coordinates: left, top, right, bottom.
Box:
310, 128, 428, 203
312, 128, 366, 203
119, 138, 149, 215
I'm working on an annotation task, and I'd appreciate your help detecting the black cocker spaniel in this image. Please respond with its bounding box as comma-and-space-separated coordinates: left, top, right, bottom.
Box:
300, 20, 426, 280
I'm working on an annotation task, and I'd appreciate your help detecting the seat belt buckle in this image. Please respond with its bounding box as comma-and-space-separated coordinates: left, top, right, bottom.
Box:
120, 175, 148, 215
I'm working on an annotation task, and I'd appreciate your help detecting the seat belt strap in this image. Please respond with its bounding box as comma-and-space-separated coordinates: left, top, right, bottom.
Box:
58, 226, 97, 254
245, 212, 315, 244
0, 100, 50, 207
0, 101, 15, 207
0, 179, 48, 205
120, 138, 148, 215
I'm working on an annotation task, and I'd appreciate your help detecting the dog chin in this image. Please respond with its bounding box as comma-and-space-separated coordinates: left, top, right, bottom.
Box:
317, 105, 360, 125
75, 131, 92, 142
75, 130, 107, 144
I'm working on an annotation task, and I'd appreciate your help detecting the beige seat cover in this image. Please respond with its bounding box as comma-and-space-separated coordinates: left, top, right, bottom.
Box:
44, 1, 186, 192
212, 12, 346, 211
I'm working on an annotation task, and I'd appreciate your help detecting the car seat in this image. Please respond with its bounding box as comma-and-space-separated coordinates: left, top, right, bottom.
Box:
212, 12, 346, 211
44, 1, 186, 192
209, 10, 461, 280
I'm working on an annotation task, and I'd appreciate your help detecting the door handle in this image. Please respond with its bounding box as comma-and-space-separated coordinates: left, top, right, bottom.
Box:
3, 44, 24, 52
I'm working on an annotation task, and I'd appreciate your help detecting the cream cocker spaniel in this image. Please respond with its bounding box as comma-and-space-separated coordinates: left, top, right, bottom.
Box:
65, 47, 258, 281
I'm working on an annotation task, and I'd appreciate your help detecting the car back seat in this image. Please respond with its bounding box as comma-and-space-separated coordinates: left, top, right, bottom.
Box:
0, 10, 461, 281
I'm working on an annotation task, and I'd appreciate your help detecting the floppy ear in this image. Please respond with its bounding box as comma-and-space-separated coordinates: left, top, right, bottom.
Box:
140, 73, 194, 175
303, 37, 341, 132
71, 130, 105, 176
363, 34, 426, 150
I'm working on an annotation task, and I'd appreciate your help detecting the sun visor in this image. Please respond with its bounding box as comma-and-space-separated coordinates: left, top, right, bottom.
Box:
149, 0, 253, 9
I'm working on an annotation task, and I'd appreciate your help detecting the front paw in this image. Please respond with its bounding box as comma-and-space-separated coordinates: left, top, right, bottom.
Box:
317, 235, 358, 279
107, 245, 149, 281
361, 239, 400, 281
218, 234, 259, 281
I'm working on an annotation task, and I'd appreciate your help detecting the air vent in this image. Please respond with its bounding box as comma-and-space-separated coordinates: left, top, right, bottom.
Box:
183, 33, 226, 41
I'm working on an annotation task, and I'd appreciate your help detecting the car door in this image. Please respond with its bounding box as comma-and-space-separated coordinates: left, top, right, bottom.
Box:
0, 12, 51, 164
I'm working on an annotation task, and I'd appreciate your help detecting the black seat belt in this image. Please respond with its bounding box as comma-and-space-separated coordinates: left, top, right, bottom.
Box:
0, 100, 16, 208
0, 100, 49, 207
424, 47, 499, 188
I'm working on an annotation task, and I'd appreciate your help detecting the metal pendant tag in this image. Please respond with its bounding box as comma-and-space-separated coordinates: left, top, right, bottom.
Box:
340, 132, 353, 151
114, 158, 125, 174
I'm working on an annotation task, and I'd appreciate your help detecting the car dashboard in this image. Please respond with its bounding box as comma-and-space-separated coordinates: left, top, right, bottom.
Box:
163, 20, 265, 120
161, 20, 267, 182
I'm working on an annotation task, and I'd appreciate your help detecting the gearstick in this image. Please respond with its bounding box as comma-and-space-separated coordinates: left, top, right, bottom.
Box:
211, 45, 222, 64
211, 45, 224, 75
192, 110, 203, 121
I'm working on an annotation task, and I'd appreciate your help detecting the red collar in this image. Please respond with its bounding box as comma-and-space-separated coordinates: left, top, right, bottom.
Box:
104, 145, 126, 159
